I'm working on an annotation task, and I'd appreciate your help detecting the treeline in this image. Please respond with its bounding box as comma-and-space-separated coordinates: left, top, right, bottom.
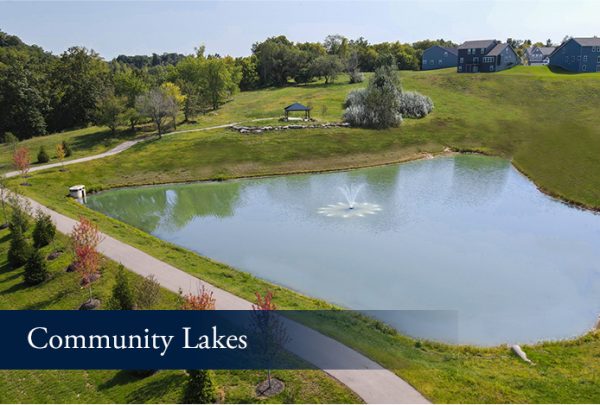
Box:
0, 29, 456, 140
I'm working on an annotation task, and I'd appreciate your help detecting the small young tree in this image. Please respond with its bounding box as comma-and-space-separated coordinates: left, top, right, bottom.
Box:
32, 210, 56, 248
62, 140, 72, 157
8, 194, 31, 233
135, 87, 177, 137
252, 290, 289, 395
3, 132, 19, 152
13, 146, 30, 178
159, 82, 185, 130
8, 228, 31, 268
96, 93, 127, 136
182, 284, 218, 404
37, 146, 50, 163
108, 264, 136, 310
70, 216, 103, 301
135, 274, 161, 309
24, 248, 49, 285
181, 285, 216, 310
183, 370, 217, 404
55, 143, 66, 170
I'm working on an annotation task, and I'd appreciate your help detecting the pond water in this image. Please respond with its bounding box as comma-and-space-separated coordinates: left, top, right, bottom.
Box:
87, 155, 600, 346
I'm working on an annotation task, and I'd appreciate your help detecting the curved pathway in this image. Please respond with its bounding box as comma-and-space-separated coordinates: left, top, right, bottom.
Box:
5, 119, 429, 403
5, 119, 275, 178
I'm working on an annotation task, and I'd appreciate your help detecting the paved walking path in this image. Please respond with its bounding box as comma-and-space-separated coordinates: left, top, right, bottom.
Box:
18, 194, 428, 404
5, 119, 276, 178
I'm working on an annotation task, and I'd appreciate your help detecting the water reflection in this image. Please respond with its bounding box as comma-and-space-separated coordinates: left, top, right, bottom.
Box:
88, 156, 600, 345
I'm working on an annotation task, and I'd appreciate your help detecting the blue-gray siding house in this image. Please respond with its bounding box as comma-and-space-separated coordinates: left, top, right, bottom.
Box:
525, 46, 556, 65
457, 40, 519, 73
548, 37, 600, 72
421, 46, 458, 70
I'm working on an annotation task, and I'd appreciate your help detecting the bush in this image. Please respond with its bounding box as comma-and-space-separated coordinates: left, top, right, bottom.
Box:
32, 210, 56, 247
349, 69, 364, 84
343, 66, 403, 129
8, 198, 30, 234
62, 140, 72, 157
397, 91, 434, 118
3, 132, 18, 147
135, 274, 161, 309
37, 146, 50, 163
183, 370, 217, 404
24, 249, 48, 285
8, 228, 31, 268
108, 265, 136, 310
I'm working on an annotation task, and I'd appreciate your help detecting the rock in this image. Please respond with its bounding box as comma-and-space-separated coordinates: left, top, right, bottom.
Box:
47, 251, 63, 261
79, 298, 101, 310
80, 272, 101, 286
66, 263, 77, 272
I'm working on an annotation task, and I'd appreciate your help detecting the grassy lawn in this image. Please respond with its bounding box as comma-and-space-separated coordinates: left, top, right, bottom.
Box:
4, 65, 600, 403
0, 226, 360, 404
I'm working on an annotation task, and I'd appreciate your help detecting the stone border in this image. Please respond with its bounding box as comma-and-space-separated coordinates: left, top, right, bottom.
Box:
231, 122, 350, 134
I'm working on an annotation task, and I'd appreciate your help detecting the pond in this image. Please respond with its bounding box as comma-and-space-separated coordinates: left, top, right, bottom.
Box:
87, 155, 600, 346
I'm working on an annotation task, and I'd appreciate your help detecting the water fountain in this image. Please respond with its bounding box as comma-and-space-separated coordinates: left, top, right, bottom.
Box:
318, 183, 382, 218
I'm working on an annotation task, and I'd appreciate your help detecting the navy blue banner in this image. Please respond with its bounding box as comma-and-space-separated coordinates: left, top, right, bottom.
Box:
0, 310, 457, 370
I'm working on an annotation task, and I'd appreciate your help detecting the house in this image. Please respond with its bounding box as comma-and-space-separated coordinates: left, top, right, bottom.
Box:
525, 46, 556, 65
421, 46, 458, 70
548, 37, 600, 72
457, 40, 519, 73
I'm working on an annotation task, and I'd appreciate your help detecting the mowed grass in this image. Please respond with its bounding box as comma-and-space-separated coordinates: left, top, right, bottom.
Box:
5, 65, 600, 402
0, 226, 360, 404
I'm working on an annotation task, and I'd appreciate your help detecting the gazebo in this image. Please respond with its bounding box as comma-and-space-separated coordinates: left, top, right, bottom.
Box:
284, 102, 311, 120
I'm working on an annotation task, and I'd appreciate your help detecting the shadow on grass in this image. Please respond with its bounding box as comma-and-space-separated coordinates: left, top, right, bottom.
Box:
124, 373, 185, 403
98, 370, 141, 390
22, 287, 76, 309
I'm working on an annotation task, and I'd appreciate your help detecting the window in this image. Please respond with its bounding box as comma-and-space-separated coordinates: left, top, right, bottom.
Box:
583, 65, 587, 71
593, 47, 597, 52
473, 57, 479, 63
444, 51, 448, 56
565, 56, 569, 62
483, 56, 494, 63
577, 56, 581, 61
598, 56, 600, 63
438, 59, 442, 64
584, 55, 588, 62
423, 59, 427, 65
572, 56, 576, 62
430, 60, 434, 64
458, 66, 463, 72
460, 57, 464, 63
468, 49, 472, 55
489, 65, 495, 71
481, 48, 485, 53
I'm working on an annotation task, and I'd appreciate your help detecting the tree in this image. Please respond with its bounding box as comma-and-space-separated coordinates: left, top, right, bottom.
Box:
13, 146, 30, 178
55, 143, 66, 169
310, 55, 344, 84
108, 264, 136, 310
181, 285, 216, 310
32, 209, 56, 248
8, 194, 31, 233
343, 66, 403, 129
201, 57, 241, 110
70, 216, 103, 300
324, 34, 349, 58
183, 370, 217, 404
114, 68, 149, 131
37, 145, 49, 163
252, 36, 302, 86
182, 284, 218, 404
235, 56, 260, 91
135, 274, 161, 309
96, 92, 127, 136
136, 87, 177, 137
62, 140, 72, 157
174, 55, 205, 121
48, 47, 109, 131
24, 248, 49, 285
3, 132, 19, 152
252, 290, 289, 393
159, 82, 185, 130
8, 227, 31, 268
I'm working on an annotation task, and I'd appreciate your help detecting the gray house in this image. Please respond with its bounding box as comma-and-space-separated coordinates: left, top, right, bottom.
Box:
525, 46, 556, 65
421, 46, 458, 70
548, 37, 600, 72
457, 40, 519, 73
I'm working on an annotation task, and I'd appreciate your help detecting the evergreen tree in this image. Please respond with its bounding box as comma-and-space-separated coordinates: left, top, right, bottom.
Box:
32, 210, 56, 247
37, 145, 50, 163
183, 369, 217, 404
108, 264, 136, 310
8, 228, 31, 268
24, 248, 48, 285
61, 140, 72, 157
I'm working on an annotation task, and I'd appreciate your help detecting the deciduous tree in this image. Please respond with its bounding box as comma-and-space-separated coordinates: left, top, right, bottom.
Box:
136, 87, 177, 137
70, 216, 103, 299
13, 146, 30, 178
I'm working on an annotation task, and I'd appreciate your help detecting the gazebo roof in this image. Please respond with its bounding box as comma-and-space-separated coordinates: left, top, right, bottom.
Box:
284, 102, 311, 112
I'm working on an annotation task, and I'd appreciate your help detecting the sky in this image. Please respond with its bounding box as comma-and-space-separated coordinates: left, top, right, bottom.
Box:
1, 0, 599, 59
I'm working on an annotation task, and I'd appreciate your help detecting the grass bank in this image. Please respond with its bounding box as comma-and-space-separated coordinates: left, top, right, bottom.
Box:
0, 226, 360, 404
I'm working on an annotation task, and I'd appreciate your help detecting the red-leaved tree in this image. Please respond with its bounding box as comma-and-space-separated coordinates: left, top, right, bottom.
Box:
70, 216, 103, 300
181, 285, 216, 310
13, 147, 30, 178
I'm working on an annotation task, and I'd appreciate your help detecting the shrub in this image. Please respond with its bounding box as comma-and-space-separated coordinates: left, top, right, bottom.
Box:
32, 210, 56, 247
135, 274, 161, 309
108, 265, 136, 310
62, 140, 72, 157
24, 249, 48, 285
397, 91, 434, 118
3, 132, 18, 149
349, 69, 364, 84
37, 146, 50, 163
343, 66, 403, 129
8, 228, 31, 268
8, 198, 30, 233
183, 370, 217, 404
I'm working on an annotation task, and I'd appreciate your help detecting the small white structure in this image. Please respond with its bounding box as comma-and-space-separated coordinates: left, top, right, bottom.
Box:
69, 185, 86, 202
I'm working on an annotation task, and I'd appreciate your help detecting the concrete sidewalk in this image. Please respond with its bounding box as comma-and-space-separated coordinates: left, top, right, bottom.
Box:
21, 195, 429, 404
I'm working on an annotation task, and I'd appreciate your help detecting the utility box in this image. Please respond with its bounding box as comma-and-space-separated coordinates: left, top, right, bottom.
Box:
69, 185, 86, 202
